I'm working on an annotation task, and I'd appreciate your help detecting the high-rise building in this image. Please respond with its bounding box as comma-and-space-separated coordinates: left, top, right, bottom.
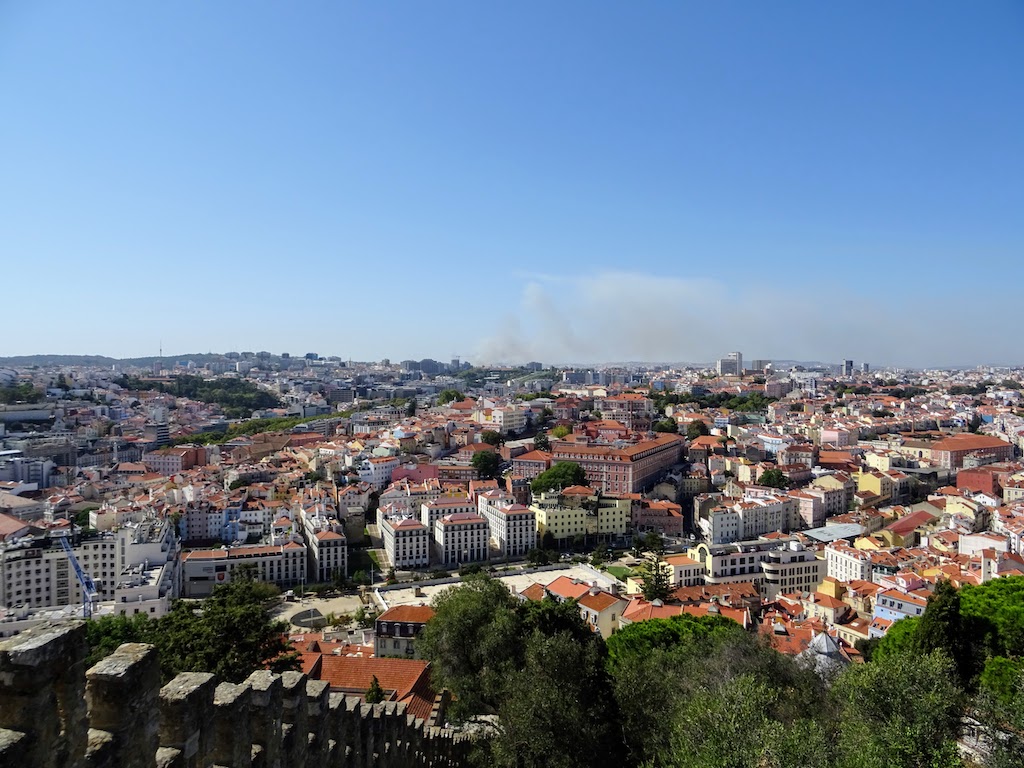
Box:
716, 351, 743, 377
842, 360, 854, 377
750, 359, 770, 373
862, 363, 870, 374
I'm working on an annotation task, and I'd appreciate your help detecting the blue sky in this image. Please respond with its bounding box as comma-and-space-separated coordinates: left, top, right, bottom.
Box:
2, 2, 1021, 367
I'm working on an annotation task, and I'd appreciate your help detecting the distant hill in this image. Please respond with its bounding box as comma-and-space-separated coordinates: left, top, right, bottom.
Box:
0, 353, 233, 368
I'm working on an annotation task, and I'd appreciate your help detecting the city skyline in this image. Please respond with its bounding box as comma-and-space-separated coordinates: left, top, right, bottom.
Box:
3, 3, 1022, 366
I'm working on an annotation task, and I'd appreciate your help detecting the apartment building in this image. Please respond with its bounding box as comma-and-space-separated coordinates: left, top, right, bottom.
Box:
809, 472, 856, 511
357, 456, 401, 490
420, 496, 475, 533
0, 518, 179, 618
596, 393, 655, 430
180, 541, 306, 597
759, 540, 826, 600
550, 433, 683, 494
141, 445, 208, 476
697, 494, 798, 545
380, 514, 430, 569
824, 541, 874, 583
475, 404, 527, 435
477, 490, 537, 557
379, 478, 443, 515
434, 513, 489, 567
374, 604, 435, 658
662, 554, 705, 587
788, 491, 825, 529
511, 450, 552, 480
530, 488, 632, 544
310, 529, 347, 582
688, 537, 802, 592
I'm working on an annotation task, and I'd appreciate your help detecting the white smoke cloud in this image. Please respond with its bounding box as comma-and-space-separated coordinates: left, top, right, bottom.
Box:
473, 270, 1012, 368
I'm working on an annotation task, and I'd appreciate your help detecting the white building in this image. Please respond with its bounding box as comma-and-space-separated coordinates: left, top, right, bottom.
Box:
357, 456, 400, 490
434, 513, 489, 567
689, 537, 804, 592
381, 514, 430, 569
698, 494, 797, 545
0, 517, 179, 619
662, 554, 706, 587
421, 496, 476, 532
824, 541, 874, 583
759, 540, 826, 600
180, 541, 306, 597
477, 490, 537, 558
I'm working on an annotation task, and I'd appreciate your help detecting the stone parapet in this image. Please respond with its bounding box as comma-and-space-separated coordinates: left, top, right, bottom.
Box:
0, 623, 472, 768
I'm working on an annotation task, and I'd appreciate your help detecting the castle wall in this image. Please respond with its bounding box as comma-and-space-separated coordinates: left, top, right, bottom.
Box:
0, 622, 471, 768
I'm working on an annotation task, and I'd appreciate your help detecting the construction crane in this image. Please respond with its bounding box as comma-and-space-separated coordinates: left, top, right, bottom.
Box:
58, 534, 99, 619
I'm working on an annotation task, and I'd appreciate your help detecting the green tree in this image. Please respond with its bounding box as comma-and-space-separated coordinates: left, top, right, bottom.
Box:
365, 674, 385, 704
654, 418, 679, 433
471, 450, 501, 479
637, 552, 672, 602
873, 615, 920, 662
418, 573, 524, 719
912, 579, 974, 686
532, 432, 551, 452
549, 425, 571, 439
686, 421, 710, 440
757, 468, 788, 489
605, 613, 742, 670
832, 650, 964, 768
488, 631, 624, 768
85, 613, 155, 667
531, 462, 587, 493
437, 389, 464, 405
405, 400, 416, 417
480, 430, 502, 446
526, 548, 551, 566
85, 565, 297, 683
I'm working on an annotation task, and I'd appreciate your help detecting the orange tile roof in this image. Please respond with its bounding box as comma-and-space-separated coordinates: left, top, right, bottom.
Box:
544, 576, 591, 600
519, 583, 548, 601
578, 591, 625, 612
314, 656, 436, 720
377, 605, 436, 624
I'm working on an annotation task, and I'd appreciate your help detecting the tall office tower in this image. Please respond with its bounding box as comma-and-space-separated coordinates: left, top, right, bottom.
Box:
717, 351, 743, 376
862, 363, 870, 374
751, 359, 771, 373
843, 360, 854, 377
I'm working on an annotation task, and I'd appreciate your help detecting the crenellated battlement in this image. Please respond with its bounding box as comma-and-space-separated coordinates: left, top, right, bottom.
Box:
0, 622, 472, 768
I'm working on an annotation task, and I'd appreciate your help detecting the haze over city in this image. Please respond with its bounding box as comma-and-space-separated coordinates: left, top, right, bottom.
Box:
2, 3, 1022, 365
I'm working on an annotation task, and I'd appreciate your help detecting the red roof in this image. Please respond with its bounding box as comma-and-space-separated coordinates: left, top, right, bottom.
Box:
544, 576, 591, 600
313, 656, 436, 720
377, 605, 436, 624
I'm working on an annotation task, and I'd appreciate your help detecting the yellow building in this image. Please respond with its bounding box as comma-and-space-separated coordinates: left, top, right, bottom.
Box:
530, 487, 632, 543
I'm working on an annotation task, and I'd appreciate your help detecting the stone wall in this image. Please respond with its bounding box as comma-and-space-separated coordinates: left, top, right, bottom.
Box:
0, 622, 472, 768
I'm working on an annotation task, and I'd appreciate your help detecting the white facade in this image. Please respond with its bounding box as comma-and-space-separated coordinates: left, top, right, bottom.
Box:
477, 490, 537, 557
760, 541, 826, 600
180, 542, 306, 597
434, 513, 489, 566
824, 542, 873, 583
381, 514, 430, 569
699, 495, 797, 545
421, 496, 475, 532
0, 518, 179, 618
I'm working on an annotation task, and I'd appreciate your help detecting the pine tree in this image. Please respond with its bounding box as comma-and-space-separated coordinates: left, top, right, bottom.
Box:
365, 674, 385, 704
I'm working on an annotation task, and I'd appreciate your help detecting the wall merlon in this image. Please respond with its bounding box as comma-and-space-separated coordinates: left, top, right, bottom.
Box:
0, 622, 473, 768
